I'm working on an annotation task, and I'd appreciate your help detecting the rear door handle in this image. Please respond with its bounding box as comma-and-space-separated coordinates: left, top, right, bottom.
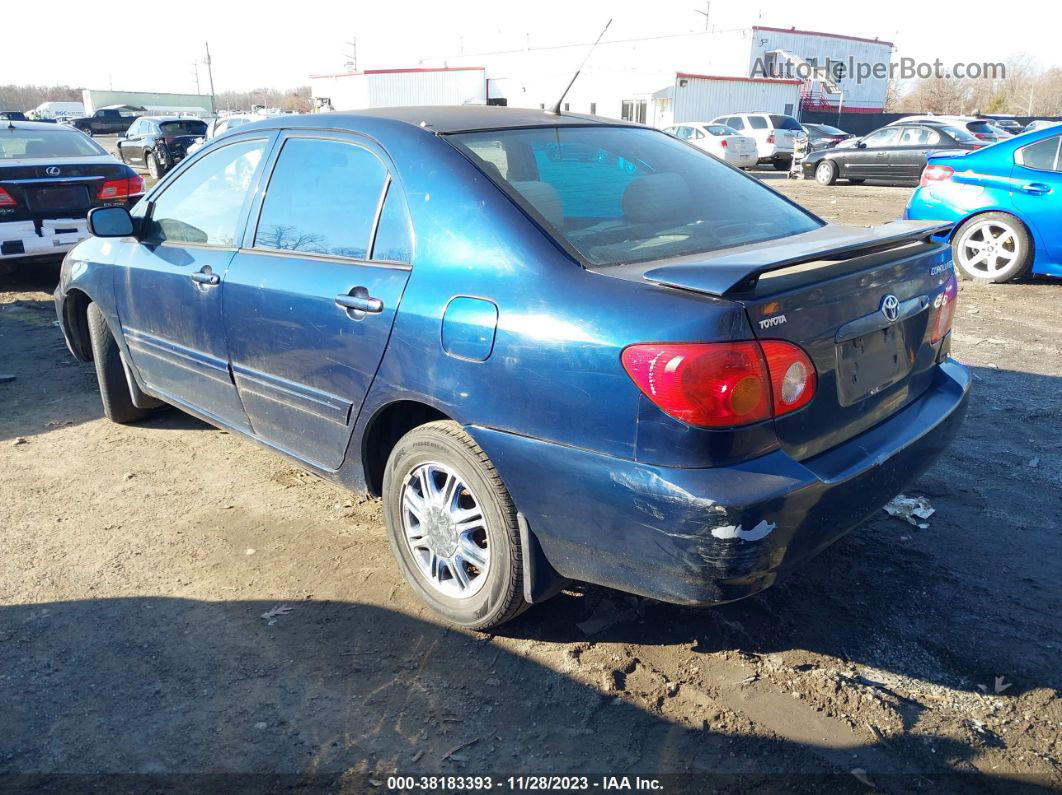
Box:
1020, 182, 1051, 195
335, 289, 383, 315
190, 267, 220, 286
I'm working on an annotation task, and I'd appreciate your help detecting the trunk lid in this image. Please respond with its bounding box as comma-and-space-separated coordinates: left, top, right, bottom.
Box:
0, 157, 130, 222
638, 221, 955, 460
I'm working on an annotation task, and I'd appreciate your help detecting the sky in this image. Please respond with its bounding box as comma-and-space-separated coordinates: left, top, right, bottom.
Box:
8, 0, 1057, 94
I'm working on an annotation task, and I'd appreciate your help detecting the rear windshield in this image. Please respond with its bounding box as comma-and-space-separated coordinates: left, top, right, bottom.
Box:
965, 121, 995, 134
448, 126, 821, 267
160, 120, 208, 136
942, 126, 978, 143
769, 115, 804, 131
706, 124, 738, 136
0, 127, 107, 159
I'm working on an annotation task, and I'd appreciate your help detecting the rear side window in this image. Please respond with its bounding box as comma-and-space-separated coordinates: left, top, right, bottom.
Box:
254, 138, 387, 259
1018, 136, 1062, 172
371, 182, 413, 264
448, 126, 821, 267
748, 116, 769, 130
0, 127, 107, 159
144, 138, 266, 246
768, 115, 803, 131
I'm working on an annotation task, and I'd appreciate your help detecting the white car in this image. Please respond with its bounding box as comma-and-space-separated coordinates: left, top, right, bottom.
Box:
664, 123, 758, 168
710, 112, 807, 170
185, 113, 268, 157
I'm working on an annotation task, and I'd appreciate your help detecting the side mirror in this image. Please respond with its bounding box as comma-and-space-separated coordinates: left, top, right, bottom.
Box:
856, 141, 868, 149
88, 206, 135, 238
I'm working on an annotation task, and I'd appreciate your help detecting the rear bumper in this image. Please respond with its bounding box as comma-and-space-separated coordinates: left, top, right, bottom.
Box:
0, 218, 89, 260
470, 359, 971, 605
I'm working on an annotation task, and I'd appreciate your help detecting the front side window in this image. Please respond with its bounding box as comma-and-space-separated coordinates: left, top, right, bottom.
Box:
144, 138, 266, 246
1018, 136, 1061, 172
448, 126, 821, 267
254, 137, 387, 259
862, 127, 901, 148
727, 117, 745, 130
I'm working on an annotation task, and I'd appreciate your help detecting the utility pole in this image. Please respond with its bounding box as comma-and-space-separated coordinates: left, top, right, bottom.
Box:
343, 37, 358, 72
694, 1, 711, 31
204, 42, 216, 115
192, 61, 201, 94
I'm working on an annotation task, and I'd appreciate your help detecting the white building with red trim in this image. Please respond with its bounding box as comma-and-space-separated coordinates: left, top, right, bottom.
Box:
311, 25, 894, 126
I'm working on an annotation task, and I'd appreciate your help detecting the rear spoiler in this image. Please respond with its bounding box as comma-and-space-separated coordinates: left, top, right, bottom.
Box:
641, 221, 952, 297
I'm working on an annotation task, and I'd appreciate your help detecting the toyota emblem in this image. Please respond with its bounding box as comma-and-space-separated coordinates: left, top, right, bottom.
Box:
45, 166, 61, 176
880, 294, 900, 323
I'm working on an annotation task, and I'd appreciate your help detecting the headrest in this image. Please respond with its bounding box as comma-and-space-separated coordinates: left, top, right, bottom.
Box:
512, 180, 564, 229
621, 172, 691, 224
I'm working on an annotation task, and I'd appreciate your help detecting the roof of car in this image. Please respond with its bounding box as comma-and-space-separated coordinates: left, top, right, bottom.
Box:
140, 115, 206, 122
248, 106, 642, 134
2, 120, 77, 130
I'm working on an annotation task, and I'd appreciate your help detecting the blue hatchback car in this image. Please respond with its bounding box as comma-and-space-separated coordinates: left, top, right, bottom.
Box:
55, 108, 970, 628
906, 125, 1062, 283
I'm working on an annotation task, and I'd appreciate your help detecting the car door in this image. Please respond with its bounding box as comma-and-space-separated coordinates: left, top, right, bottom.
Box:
891, 126, 941, 180
115, 135, 273, 432
846, 127, 901, 178
1011, 134, 1062, 262
221, 132, 414, 469
119, 120, 142, 161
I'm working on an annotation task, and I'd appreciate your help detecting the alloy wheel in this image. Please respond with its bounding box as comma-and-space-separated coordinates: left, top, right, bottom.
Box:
401, 462, 490, 598
956, 221, 1020, 277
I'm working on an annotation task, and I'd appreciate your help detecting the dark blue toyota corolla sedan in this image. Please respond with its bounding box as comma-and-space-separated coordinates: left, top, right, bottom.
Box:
54, 107, 970, 628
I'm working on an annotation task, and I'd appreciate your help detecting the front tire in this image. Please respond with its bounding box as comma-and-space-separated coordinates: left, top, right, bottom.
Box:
815, 160, 838, 185
86, 303, 149, 424
952, 213, 1032, 283
773, 157, 792, 171
382, 421, 528, 630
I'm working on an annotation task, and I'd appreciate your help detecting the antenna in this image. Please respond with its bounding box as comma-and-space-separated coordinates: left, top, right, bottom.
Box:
549, 18, 612, 116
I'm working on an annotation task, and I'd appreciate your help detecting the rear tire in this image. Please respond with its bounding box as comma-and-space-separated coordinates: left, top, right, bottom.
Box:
773, 158, 792, 171
952, 212, 1032, 284
815, 160, 838, 186
86, 303, 149, 424
382, 420, 529, 630
147, 152, 163, 179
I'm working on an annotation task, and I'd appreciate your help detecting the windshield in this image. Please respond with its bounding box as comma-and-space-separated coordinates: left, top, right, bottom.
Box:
448, 126, 821, 267
0, 127, 107, 159
160, 120, 208, 136
769, 115, 804, 131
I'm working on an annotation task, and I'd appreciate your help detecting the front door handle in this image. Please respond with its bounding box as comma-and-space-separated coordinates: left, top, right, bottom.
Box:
335, 288, 383, 316
190, 266, 220, 286
1020, 182, 1051, 195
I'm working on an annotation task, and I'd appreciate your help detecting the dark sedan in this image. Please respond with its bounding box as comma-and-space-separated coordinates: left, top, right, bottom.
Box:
802, 123, 853, 151
117, 116, 208, 178
804, 121, 984, 185
56, 107, 968, 629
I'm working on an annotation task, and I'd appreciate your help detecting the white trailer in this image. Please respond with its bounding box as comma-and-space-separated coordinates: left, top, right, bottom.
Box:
310, 67, 486, 112
664, 74, 803, 126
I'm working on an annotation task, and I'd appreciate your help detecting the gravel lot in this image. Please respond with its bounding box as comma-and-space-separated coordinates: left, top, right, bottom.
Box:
1, 164, 1059, 790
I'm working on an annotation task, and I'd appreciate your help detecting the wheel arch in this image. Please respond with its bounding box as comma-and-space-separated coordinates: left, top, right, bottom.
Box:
360, 399, 452, 497
61, 287, 95, 361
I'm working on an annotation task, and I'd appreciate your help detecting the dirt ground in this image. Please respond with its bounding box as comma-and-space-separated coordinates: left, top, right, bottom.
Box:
1, 170, 1059, 791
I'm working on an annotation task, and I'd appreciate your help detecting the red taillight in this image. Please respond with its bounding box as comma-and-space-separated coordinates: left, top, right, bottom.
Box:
931, 271, 958, 344
0, 186, 15, 207
975, 133, 993, 141
97, 176, 145, 201
766, 134, 775, 144
620, 341, 816, 429
720, 138, 728, 148
919, 165, 954, 188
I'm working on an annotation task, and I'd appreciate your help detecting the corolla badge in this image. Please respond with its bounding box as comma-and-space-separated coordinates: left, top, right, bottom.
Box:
45, 166, 61, 176
880, 294, 900, 322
